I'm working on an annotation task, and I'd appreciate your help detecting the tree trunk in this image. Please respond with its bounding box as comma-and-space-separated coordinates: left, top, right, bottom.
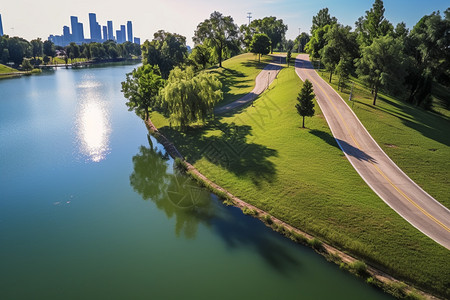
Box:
302, 116, 305, 128
373, 84, 378, 105
329, 71, 332, 83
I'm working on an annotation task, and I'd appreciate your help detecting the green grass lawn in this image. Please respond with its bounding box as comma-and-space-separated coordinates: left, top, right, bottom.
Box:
206, 53, 274, 106
149, 56, 450, 297
316, 70, 450, 209
0, 64, 18, 74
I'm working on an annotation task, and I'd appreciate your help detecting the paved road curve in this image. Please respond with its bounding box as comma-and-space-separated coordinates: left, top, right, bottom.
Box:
295, 54, 450, 249
214, 56, 283, 114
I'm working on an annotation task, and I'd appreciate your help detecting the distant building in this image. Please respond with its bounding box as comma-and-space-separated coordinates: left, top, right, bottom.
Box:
0, 14, 4, 36
107, 21, 114, 41
70, 16, 79, 43
63, 25, 71, 45
134, 37, 140, 45
102, 26, 107, 41
89, 13, 102, 42
127, 21, 133, 42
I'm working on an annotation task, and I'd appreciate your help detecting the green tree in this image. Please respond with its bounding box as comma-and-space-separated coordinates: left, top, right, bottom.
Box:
193, 11, 240, 67
296, 79, 316, 128
161, 66, 223, 129
311, 8, 337, 33
189, 44, 211, 70
30, 38, 43, 60
21, 58, 33, 71
305, 25, 330, 61
294, 32, 310, 53
121, 64, 165, 121
356, 35, 405, 105
43, 40, 56, 60
249, 17, 288, 53
1, 48, 9, 64
249, 33, 271, 62
43, 55, 50, 65
356, 0, 393, 46
142, 30, 188, 78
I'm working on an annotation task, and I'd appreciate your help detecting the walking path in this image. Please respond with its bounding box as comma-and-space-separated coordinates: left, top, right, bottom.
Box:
295, 54, 450, 249
214, 55, 284, 114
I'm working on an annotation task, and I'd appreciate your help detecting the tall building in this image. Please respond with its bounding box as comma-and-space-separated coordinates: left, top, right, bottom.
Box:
127, 21, 133, 42
107, 21, 114, 41
120, 25, 126, 43
102, 26, 107, 41
134, 37, 140, 45
70, 16, 79, 42
63, 26, 71, 45
89, 13, 102, 42
0, 14, 4, 36
78, 23, 84, 42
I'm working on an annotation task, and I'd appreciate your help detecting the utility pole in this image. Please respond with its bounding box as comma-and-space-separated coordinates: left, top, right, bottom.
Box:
298, 28, 301, 53
247, 12, 252, 25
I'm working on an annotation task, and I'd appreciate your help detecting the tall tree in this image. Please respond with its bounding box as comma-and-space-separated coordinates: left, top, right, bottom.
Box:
30, 38, 43, 60
189, 44, 211, 70
294, 32, 310, 53
296, 80, 316, 128
121, 64, 165, 121
356, 0, 393, 46
161, 66, 223, 129
43, 40, 56, 59
193, 11, 240, 67
142, 30, 188, 78
305, 25, 330, 60
311, 8, 337, 33
356, 35, 405, 105
249, 17, 288, 53
249, 33, 271, 62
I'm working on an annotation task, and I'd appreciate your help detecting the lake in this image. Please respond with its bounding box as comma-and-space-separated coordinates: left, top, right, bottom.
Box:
0, 64, 391, 299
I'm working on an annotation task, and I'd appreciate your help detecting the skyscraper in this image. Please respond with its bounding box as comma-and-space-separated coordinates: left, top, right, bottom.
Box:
70, 16, 79, 42
0, 14, 4, 36
102, 26, 107, 42
107, 21, 114, 41
134, 37, 140, 45
63, 26, 71, 45
89, 13, 102, 42
127, 21, 133, 42
120, 25, 126, 43
78, 23, 84, 42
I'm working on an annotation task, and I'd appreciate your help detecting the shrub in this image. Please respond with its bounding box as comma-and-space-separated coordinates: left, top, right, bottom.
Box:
351, 260, 368, 276
309, 238, 323, 251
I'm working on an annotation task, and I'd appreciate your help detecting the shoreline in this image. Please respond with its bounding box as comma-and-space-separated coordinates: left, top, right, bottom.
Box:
144, 117, 440, 300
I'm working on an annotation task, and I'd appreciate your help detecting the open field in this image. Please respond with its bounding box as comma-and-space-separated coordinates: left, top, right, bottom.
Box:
316, 70, 450, 209
149, 55, 450, 297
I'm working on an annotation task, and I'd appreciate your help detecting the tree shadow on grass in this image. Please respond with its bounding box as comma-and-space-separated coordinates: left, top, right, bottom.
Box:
309, 129, 376, 163
208, 67, 254, 105
129, 137, 300, 275
158, 120, 278, 186
358, 97, 450, 147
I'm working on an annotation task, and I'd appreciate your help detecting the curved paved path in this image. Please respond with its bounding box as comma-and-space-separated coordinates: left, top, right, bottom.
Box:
214, 55, 284, 114
295, 54, 450, 249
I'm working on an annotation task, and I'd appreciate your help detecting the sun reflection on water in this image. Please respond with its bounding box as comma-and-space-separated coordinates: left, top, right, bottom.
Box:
75, 80, 111, 162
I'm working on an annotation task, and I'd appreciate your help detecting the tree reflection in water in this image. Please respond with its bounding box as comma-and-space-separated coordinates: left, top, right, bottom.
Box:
130, 135, 214, 238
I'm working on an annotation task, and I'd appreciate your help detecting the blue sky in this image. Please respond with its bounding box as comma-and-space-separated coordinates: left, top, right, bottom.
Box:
1, 0, 448, 46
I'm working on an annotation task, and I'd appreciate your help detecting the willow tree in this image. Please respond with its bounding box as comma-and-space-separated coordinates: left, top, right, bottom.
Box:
161, 67, 223, 129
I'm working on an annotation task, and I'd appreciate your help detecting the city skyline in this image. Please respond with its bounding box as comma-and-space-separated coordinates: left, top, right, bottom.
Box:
48, 13, 138, 46
1, 0, 449, 46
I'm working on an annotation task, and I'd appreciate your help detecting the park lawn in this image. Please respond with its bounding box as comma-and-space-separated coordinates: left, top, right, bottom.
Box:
150, 57, 450, 297
316, 70, 450, 209
0, 64, 18, 74
206, 53, 273, 106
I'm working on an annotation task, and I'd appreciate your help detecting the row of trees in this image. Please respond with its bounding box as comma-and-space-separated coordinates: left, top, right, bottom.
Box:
0, 35, 141, 68
305, 1, 449, 108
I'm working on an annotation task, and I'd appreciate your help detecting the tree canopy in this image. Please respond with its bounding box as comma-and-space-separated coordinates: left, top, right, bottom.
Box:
249, 17, 288, 53
193, 11, 240, 67
296, 80, 316, 128
249, 33, 271, 62
311, 8, 337, 33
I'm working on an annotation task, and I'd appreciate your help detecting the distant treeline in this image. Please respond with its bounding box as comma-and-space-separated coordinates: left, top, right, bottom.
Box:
0, 35, 141, 69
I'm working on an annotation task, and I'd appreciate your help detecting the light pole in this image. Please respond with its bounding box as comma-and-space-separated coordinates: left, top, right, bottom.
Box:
267, 72, 270, 90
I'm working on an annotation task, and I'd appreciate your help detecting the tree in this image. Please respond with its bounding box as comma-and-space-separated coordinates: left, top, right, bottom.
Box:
43, 40, 56, 60
249, 33, 271, 62
189, 44, 211, 70
294, 32, 310, 53
296, 80, 315, 128
193, 11, 240, 68
121, 64, 165, 121
161, 66, 223, 129
321, 24, 358, 83
356, 0, 393, 46
249, 17, 288, 53
21, 58, 33, 71
305, 25, 330, 60
286, 50, 292, 67
142, 30, 188, 78
30, 38, 43, 60
43, 55, 50, 65
356, 35, 405, 105
311, 8, 337, 33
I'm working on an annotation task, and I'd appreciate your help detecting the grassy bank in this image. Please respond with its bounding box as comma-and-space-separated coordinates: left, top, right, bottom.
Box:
149, 55, 450, 297
316, 70, 450, 209
0, 64, 20, 78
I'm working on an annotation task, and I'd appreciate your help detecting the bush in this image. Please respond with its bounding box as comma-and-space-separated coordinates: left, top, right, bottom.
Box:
264, 215, 273, 225
351, 260, 368, 276
174, 157, 188, 172
308, 238, 323, 251
31, 68, 42, 74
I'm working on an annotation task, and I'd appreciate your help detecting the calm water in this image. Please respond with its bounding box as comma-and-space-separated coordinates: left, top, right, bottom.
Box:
0, 65, 391, 299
